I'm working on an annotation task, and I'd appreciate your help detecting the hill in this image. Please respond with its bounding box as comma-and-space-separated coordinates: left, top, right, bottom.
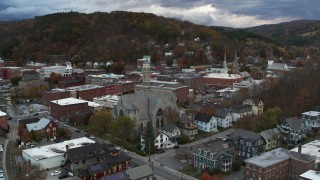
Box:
247, 19, 320, 47
0, 11, 284, 66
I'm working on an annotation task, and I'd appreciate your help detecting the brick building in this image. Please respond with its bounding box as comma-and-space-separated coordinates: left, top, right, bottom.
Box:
57, 76, 86, 88
42, 89, 71, 106
24, 118, 59, 138
50, 98, 93, 124
66, 84, 115, 100
0, 110, 8, 132
244, 147, 315, 180
135, 80, 189, 103
202, 73, 243, 90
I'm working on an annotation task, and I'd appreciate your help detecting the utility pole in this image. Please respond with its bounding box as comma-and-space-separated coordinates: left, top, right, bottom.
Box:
148, 138, 151, 162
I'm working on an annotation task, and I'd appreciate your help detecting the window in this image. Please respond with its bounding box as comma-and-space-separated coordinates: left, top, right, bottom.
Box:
198, 149, 201, 154
204, 151, 207, 156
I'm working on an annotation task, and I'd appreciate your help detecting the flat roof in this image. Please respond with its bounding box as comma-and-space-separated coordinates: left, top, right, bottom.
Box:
23, 137, 95, 160
302, 111, 320, 117
93, 95, 120, 101
203, 73, 242, 79
0, 110, 6, 116
51, 97, 88, 106
300, 170, 320, 180
66, 84, 103, 91
291, 140, 320, 163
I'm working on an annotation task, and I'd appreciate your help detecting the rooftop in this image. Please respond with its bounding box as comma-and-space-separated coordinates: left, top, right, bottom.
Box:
300, 170, 320, 180
0, 110, 6, 116
26, 118, 51, 132
66, 84, 104, 91
203, 73, 242, 79
245, 148, 315, 168
291, 140, 320, 163
23, 137, 95, 160
51, 97, 88, 106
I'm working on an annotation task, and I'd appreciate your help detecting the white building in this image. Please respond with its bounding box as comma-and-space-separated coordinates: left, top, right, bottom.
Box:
93, 95, 120, 110
39, 65, 71, 80
194, 112, 218, 133
213, 109, 233, 128
154, 132, 176, 149
301, 111, 320, 131
291, 140, 320, 164
22, 137, 95, 169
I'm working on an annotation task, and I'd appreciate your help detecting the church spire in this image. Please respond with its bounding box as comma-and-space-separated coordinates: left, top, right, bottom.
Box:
223, 51, 227, 68
232, 50, 239, 74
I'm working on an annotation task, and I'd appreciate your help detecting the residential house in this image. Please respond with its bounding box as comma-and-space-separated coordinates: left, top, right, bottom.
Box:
177, 114, 198, 140
301, 111, 320, 133
267, 61, 289, 77
18, 118, 41, 137
194, 139, 235, 172
126, 164, 154, 180
230, 104, 252, 122
277, 117, 306, 144
243, 99, 264, 115
25, 118, 58, 138
213, 109, 232, 128
159, 124, 181, 144
260, 128, 282, 150
154, 132, 176, 149
244, 148, 315, 180
228, 128, 265, 158
67, 143, 131, 178
194, 112, 218, 133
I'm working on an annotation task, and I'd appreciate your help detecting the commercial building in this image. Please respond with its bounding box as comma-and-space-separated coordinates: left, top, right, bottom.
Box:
41, 88, 71, 106
202, 73, 243, 90
22, 137, 95, 169
93, 95, 120, 110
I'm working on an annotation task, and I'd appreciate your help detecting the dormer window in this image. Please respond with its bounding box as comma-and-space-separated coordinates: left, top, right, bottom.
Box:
198, 149, 201, 154
210, 153, 213, 158
204, 151, 207, 156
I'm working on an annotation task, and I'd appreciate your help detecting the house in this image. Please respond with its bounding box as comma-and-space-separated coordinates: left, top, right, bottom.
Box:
301, 111, 320, 133
277, 117, 306, 144
25, 118, 58, 138
126, 164, 154, 180
0, 110, 8, 132
177, 114, 198, 140
244, 148, 315, 180
243, 99, 263, 115
67, 143, 131, 178
194, 112, 218, 133
112, 91, 178, 133
154, 132, 176, 149
260, 128, 282, 150
228, 128, 265, 158
213, 109, 232, 128
230, 104, 252, 122
194, 139, 235, 172
159, 124, 181, 143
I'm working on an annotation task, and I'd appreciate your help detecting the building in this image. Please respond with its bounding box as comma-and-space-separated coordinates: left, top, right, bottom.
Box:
0, 110, 8, 132
230, 104, 252, 122
244, 148, 315, 180
0, 67, 21, 80
194, 139, 235, 172
22, 137, 96, 169
202, 73, 243, 90
291, 140, 320, 165
300, 170, 320, 180
112, 91, 178, 132
229, 128, 265, 158
67, 143, 131, 178
260, 128, 282, 151
213, 109, 233, 128
277, 117, 306, 144
93, 95, 120, 110
159, 124, 181, 142
18, 73, 48, 90
126, 164, 154, 180
39, 65, 71, 80
66, 84, 115, 101
177, 114, 198, 140
267, 61, 289, 77
243, 99, 264, 115
154, 132, 176, 149
135, 80, 189, 103
142, 57, 151, 82
25, 118, 58, 138
41, 88, 71, 106
301, 111, 320, 132
176, 74, 203, 92
194, 112, 218, 133
50, 97, 93, 124
232, 50, 239, 74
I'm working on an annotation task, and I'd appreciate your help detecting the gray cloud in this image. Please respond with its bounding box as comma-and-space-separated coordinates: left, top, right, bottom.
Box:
0, 0, 319, 27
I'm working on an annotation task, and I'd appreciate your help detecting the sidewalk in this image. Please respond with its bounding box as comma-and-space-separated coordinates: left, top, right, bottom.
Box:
2, 139, 8, 180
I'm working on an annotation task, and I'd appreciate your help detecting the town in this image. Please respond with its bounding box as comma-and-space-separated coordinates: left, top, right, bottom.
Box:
0, 47, 319, 180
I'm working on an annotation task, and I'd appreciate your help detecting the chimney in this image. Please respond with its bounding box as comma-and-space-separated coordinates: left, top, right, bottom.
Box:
298, 144, 302, 153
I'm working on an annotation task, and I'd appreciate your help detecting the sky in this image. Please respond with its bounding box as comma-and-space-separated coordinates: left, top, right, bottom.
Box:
0, 0, 319, 28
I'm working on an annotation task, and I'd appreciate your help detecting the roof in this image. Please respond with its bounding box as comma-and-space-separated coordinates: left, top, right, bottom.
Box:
268, 63, 287, 71
291, 140, 320, 163
194, 112, 213, 123
68, 142, 103, 162
229, 128, 261, 142
102, 172, 129, 180
260, 128, 281, 140
161, 123, 178, 133
0, 110, 6, 116
137, 80, 188, 90
18, 118, 40, 126
126, 164, 153, 179
245, 148, 315, 168
51, 97, 88, 106
213, 108, 229, 119
243, 98, 261, 105
22, 137, 95, 160
203, 73, 242, 79
231, 105, 252, 113
300, 170, 320, 180
284, 117, 305, 130
26, 117, 51, 132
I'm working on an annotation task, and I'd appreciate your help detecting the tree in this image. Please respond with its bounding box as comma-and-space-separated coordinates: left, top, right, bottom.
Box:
178, 135, 190, 144
10, 76, 22, 86
87, 111, 113, 136
163, 106, 180, 124
48, 72, 62, 87
144, 121, 156, 153
16, 164, 47, 180
110, 116, 135, 141
56, 128, 71, 139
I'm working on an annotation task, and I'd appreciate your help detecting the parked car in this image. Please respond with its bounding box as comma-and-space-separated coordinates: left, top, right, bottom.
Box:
75, 130, 81, 133
51, 171, 61, 176
121, 149, 128, 153
54, 139, 60, 143
58, 173, 68, 179
89, 135, 95, 139
115, 146, 121, 150
173, 145, 180, 149
156, 149, 165, 154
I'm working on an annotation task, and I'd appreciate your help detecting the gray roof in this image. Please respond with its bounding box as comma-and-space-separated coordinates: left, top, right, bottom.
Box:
137, 80, 187, 89
231, 104, 252, 113
26, 118, 51, 132
284, 117, 305, 130
260, 128, 281, 140
230, 128, 261, 141
126, 164, 153, 179
161, 123, 178, 133
213, 108, 229, 119
268, 63, 287, 71
194, 112, 212, 123
245, 148, 315, 168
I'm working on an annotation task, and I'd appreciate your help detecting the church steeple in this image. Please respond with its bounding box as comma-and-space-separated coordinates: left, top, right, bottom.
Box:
223, 51, 227, 69
232, 50, 239, 74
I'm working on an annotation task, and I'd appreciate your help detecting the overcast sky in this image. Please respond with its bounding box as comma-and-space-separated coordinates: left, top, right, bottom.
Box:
0, 0, 319, 28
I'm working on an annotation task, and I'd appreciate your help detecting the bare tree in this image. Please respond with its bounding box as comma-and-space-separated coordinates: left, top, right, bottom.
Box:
163, 106, 180, 124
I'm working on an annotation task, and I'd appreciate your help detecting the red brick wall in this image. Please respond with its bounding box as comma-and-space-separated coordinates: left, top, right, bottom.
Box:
202, 76, 243, 88
0, 116, 8, 130
50, 102, 89, 121
42, 91, 71, 106
175, 86, 189, 103
77, 85, 115, 100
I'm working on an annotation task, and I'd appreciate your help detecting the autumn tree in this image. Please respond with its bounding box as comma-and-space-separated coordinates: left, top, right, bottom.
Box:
56, 128, 71, 140
48, 72, 62, 88
87, 111, 113, 136
163, 106, 180, 124
144, 121, 156, 153
16, 164, 47, 180
109, 116, 135, 141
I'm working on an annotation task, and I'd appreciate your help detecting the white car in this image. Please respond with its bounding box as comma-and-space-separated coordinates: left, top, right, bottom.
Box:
51, 171, 61, 176
115, 146, 121, 150
121, 149, 128, 154
89, 135, 95, 139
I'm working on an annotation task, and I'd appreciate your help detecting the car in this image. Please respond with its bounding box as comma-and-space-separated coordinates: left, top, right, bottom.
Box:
54, 139, 60, 143
121, 149, 128, 153
58, 173, 68, 179
84, 133, 90, 137
63, 124, 67, 127
156, 149, 165, 154
89, 135, 95, 139
173, 145, 180, 149
75, 130, 81, 133
115, 146, 121, 150
51, 170, 61, 176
